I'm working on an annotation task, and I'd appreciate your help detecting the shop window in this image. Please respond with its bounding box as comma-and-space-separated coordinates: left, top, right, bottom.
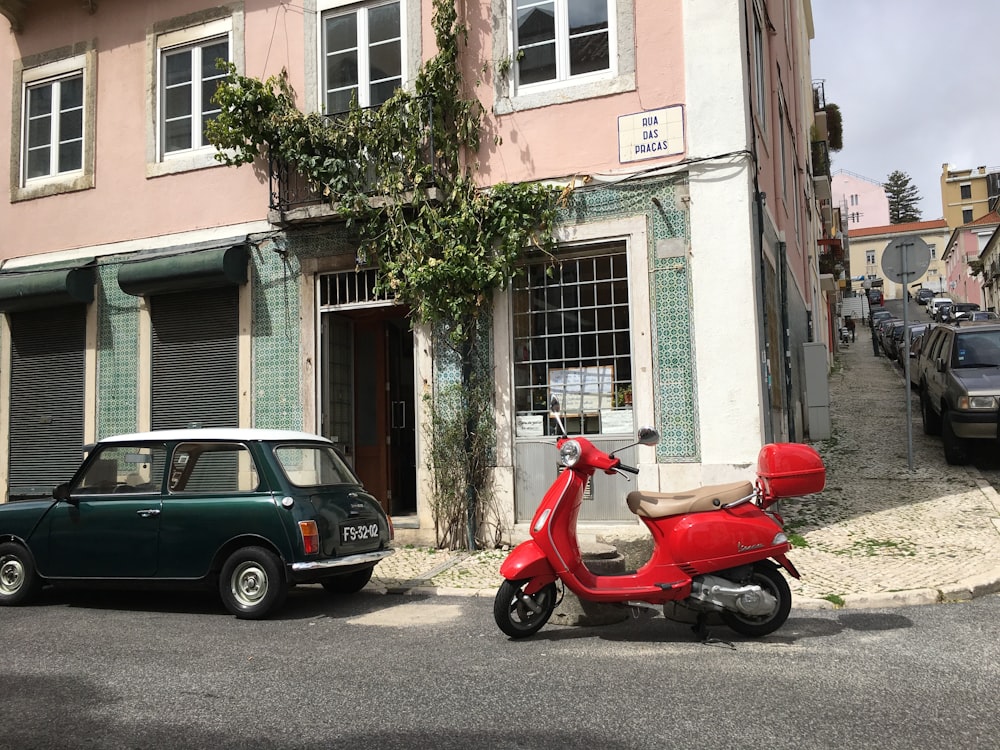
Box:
512, 242, 633, 437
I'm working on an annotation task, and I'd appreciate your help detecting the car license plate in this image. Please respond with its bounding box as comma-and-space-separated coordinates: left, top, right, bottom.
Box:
340, 520, 379, 544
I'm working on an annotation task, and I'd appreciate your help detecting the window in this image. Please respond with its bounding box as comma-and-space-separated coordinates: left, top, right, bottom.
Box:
148, 10, 244, 176
866, 250, 876, 265
159, 32, 229, 156
963, 207, 974, 223
24, 73, 83, 181
493, 0, 632, 113
929, 244, 936, 259
752, 5, 766, 131
74, 445, 167, 495
514, 0, 610, 87
169, 443, 259, 493
512, 242, 633, 437
275, 444, 358, 486
960, 183, 972, 200
12, 45, 96, 201
322, 1, 402, 113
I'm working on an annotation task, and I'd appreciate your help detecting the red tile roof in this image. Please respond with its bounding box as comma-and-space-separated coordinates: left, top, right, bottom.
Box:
848, 219, 949, 238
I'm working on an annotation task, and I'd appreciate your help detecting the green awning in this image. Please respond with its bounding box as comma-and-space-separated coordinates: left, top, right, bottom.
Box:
118, 241, 248, 297
0, 261, 96, 312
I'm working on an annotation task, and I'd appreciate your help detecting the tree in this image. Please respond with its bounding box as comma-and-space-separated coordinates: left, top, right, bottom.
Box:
884, 170, 922, 224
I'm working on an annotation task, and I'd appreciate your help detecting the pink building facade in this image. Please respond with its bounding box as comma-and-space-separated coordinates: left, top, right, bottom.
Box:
0, 1, 831, 537
831, 169, 889, 230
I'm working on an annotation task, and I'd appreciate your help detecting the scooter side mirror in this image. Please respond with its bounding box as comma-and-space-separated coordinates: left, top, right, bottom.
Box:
637, 427, 660, 446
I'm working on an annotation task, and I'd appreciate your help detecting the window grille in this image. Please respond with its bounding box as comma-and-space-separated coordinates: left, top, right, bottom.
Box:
512, 242, 632, 437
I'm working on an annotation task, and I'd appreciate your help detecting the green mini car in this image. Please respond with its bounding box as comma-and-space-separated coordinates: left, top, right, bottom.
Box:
0, 429, 393, 619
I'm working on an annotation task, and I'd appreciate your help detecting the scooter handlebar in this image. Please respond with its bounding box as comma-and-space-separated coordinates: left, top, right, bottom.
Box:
616, 463, 640, 475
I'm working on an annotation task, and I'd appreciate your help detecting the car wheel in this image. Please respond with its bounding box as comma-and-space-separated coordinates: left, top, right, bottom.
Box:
0, 542, 42, 606
942, 411, 968, 466
219, 546, 287, 620
493, 578, 557, 639
719, 562, 792, 638
920, 387, 941, 436
320, 566, 374, 595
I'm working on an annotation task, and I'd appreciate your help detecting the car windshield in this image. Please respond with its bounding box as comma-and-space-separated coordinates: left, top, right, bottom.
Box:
274, 444, 359, 486
953, 331, 1000, 368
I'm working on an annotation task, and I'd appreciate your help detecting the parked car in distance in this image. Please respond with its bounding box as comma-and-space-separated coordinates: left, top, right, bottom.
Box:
866, 287, 884, 306
870, 309, 893, 330
915, 288, 935, 305
882, 320, 907, 360
956, 310, 999, 322
896, 322, 928, 368
941, 302, 980, 324
0, 429, 394, 619
928, 297, 953, 319
915, 323, 1000, 464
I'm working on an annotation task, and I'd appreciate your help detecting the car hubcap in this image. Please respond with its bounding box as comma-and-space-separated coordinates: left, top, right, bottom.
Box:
232, 562, 268, 606
0, 556, 25, 594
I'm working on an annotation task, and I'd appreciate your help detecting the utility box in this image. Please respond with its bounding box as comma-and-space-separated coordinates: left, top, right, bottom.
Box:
802, 342, 831, 440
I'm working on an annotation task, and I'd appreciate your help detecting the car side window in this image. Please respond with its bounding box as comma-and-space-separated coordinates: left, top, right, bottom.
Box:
73, 445, 166, 494
927, 331, 946, 362
168, 442, 260, 493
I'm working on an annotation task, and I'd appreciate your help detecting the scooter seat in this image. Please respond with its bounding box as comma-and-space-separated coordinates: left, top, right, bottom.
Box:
626, 481, 754, 519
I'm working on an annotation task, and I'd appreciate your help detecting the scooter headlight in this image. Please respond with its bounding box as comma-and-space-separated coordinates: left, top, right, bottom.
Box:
559, 440, 582, 467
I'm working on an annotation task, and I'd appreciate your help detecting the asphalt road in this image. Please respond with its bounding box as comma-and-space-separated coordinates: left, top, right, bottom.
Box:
2, 586, 999, 749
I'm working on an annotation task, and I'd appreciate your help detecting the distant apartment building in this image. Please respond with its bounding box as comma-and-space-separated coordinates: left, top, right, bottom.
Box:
943, 212, 996, 306
832, 169, 889, 230
940, 163, 1000, 228
0, 1, 832, 539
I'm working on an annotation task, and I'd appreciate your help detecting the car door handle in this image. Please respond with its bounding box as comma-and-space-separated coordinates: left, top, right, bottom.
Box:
136, 509, 161, 518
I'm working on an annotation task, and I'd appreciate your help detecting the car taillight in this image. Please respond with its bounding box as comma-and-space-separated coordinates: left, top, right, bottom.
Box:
387, 514, 395, 541
298, 520, 320, 555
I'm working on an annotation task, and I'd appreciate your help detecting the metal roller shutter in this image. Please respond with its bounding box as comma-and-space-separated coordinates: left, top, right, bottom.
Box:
8, 306, 87, 498
151, 288, 239, 430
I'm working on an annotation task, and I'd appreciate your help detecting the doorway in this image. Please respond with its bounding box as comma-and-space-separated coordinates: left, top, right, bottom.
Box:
320, 305, 416, 518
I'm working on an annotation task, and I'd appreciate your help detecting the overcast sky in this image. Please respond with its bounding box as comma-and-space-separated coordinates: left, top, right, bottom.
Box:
809, 1, 1000, 221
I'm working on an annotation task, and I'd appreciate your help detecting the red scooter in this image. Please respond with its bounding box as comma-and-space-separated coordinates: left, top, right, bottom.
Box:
494, 404, 825, 639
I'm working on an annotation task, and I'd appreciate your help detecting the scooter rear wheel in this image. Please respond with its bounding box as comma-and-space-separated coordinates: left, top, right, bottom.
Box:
720, 562, 791, 637
494, 578, 557, 638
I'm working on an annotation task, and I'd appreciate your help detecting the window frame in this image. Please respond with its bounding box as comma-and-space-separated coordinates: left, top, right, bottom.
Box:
157, 26, 231, 159
510, 240, 635, 438
511, 0, 613, 92
146, 5, 245, 178
305, 0, 421, 115
319, 0, 405, 114
492, 0, 634, 114
10, 43, 97, 202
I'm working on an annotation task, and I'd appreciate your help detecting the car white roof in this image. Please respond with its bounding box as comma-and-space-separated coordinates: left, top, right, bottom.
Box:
97, 428, 333, 445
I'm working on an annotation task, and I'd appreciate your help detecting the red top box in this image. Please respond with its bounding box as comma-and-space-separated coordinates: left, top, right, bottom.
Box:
756, 443, 826, 500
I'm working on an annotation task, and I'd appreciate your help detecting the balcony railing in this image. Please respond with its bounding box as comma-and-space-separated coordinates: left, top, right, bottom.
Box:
811, 139, 830, 178
267, 96, 438, 217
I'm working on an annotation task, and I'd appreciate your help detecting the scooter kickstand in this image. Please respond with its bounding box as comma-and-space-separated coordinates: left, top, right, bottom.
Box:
692, 614, 735, 650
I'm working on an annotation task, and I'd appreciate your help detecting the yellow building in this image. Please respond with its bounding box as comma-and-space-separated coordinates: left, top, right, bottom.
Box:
940, 164, 1000, 228
848, 220, 951, 298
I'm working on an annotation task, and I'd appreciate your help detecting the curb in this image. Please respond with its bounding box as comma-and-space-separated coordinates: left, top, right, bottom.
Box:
368, 570, 1000, 608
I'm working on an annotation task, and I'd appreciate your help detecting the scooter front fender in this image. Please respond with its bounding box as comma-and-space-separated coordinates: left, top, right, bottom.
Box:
500, 540, 557, 584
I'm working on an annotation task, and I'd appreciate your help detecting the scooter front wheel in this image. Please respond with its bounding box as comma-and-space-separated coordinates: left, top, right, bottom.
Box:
494, 578, 557, 638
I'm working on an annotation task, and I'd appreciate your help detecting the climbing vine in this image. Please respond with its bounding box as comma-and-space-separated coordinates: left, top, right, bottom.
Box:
207, 0, 558, 549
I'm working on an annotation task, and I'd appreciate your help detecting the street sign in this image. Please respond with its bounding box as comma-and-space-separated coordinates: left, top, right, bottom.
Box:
881, 235, 931, 283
